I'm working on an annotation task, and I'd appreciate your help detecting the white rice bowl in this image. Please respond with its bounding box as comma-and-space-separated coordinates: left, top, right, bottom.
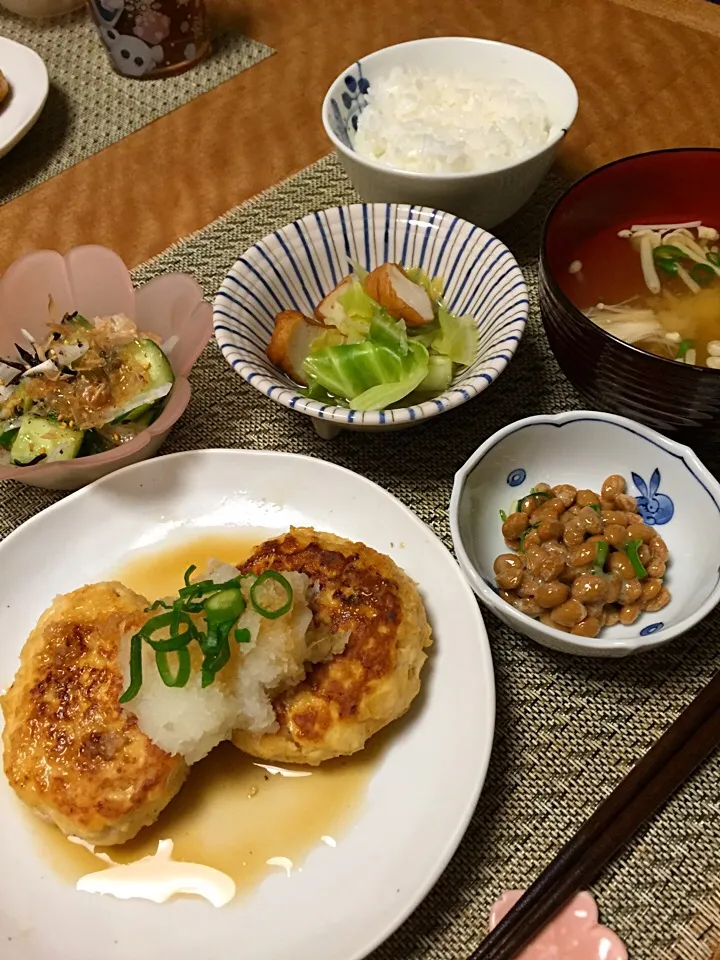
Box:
353, 65, 555, 175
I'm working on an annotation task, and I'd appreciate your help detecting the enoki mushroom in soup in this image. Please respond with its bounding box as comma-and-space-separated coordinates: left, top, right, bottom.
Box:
570, 222, 720, 368
494, 476, 670, 637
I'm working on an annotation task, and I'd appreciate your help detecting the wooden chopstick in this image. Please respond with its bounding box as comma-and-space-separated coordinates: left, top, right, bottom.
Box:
469, 671, 720, 960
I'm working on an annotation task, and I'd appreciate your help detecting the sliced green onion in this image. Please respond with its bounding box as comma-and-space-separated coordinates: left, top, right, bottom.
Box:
139, 610, 178, 636
201, 660, 215, 688
204, 624, 232, 681
201, 624, 232, 687
201, 621, 220, 655
515, 490, 552, 513
148, 598, 173, 611
119, 635, 143, 704
626, 539, 647, 579
139, 611, 195, 651
518, 523, 540, 554
592, 541, 609, 575
204, 646, 230, 683
204, 587, 245, 624
156, 647, 191, 688
179, 577, 230, 613
179, 578, 220, 599
121, 563, 294, 698
144, 616, 196, 652
691, 263, 715, 287
653, 244, 686, 262
499, 509, 508, 523
250, 570, 293, 619
676, 339, 693, 360
589, 503, 601, 513
706, 251, 720, 267
656, 259, 678, 276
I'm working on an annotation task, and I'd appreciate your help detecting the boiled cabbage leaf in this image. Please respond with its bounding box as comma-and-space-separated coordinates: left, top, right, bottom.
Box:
348, 259, 369, 284
351, 342, 430, 410
303, 340, 429, 411
417, 354, 453, 394
432, 304, 478, 366
317, 278, 377, 342
404, 266, 444, 303
408, 318, 440, 348
368, 310, 408, 356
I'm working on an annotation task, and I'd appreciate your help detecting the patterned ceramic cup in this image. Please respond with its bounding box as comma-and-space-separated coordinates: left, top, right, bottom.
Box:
88, 0, 210, 79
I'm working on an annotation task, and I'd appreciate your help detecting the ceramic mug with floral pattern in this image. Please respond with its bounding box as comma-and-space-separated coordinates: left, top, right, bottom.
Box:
88, 0, 210, 79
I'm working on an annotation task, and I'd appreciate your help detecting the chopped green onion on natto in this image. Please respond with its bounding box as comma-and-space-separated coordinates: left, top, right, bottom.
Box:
119, 565, 294, 703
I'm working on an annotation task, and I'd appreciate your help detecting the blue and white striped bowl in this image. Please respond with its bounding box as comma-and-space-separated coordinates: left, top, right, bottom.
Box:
214, 203, 528, 435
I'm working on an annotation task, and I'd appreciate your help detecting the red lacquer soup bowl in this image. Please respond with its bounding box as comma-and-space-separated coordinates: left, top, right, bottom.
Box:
540, 149, 720, 444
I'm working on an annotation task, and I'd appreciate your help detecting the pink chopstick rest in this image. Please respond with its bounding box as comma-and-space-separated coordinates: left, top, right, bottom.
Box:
489, 890, 628, 960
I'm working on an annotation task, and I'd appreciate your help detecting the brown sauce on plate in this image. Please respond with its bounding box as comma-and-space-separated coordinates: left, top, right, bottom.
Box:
27, 531, 378, 896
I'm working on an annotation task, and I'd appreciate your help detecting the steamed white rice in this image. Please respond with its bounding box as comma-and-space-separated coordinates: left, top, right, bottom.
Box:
120, 563, 347, 765
352, 66, 554, 174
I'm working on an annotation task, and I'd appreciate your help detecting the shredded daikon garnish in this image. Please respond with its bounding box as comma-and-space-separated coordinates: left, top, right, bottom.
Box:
352, 66, 554, 175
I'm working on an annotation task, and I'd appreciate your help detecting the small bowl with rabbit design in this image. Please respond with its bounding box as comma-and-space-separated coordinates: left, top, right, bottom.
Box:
449, 410, 720, 657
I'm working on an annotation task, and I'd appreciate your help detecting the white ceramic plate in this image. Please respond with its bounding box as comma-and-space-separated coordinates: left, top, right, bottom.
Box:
0, 449, 495, 960
0, 36, 48, 160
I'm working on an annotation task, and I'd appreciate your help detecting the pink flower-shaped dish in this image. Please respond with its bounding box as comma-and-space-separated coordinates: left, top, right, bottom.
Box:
490, 891, 628, 960
0, 245, 211, 491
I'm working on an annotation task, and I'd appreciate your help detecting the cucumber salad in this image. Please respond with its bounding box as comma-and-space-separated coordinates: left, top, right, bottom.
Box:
265, 262, 478, 410
0, 312, 175, 467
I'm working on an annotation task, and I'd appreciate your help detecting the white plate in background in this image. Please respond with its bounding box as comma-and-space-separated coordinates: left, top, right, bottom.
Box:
0, 36, 48, 159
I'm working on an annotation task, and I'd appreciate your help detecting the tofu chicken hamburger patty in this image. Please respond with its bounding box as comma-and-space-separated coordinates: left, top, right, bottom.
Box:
1, 582, 188, 846
232, 528, 432, 766
1, 528, 431, 847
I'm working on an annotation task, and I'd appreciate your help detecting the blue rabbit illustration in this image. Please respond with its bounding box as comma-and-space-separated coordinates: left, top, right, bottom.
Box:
632, 469, 674, 526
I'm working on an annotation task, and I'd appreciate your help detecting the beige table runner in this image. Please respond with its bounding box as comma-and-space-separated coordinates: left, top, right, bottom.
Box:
1, 154, 719, 960
0, 6, 272, 201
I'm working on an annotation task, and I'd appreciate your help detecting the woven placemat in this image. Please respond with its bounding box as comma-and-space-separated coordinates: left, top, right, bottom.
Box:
0, 6, 272, 202
1, 154, 719, 960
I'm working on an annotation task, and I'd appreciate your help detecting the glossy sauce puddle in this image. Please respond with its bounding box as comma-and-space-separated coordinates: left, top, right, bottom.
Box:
27, 531, 378, 897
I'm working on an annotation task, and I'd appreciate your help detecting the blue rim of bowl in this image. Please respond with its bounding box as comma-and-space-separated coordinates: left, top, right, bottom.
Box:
321, 36, 579, 182
450, 409, 720, 652
539, 147, 720, 376
213, 202, 529, 427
